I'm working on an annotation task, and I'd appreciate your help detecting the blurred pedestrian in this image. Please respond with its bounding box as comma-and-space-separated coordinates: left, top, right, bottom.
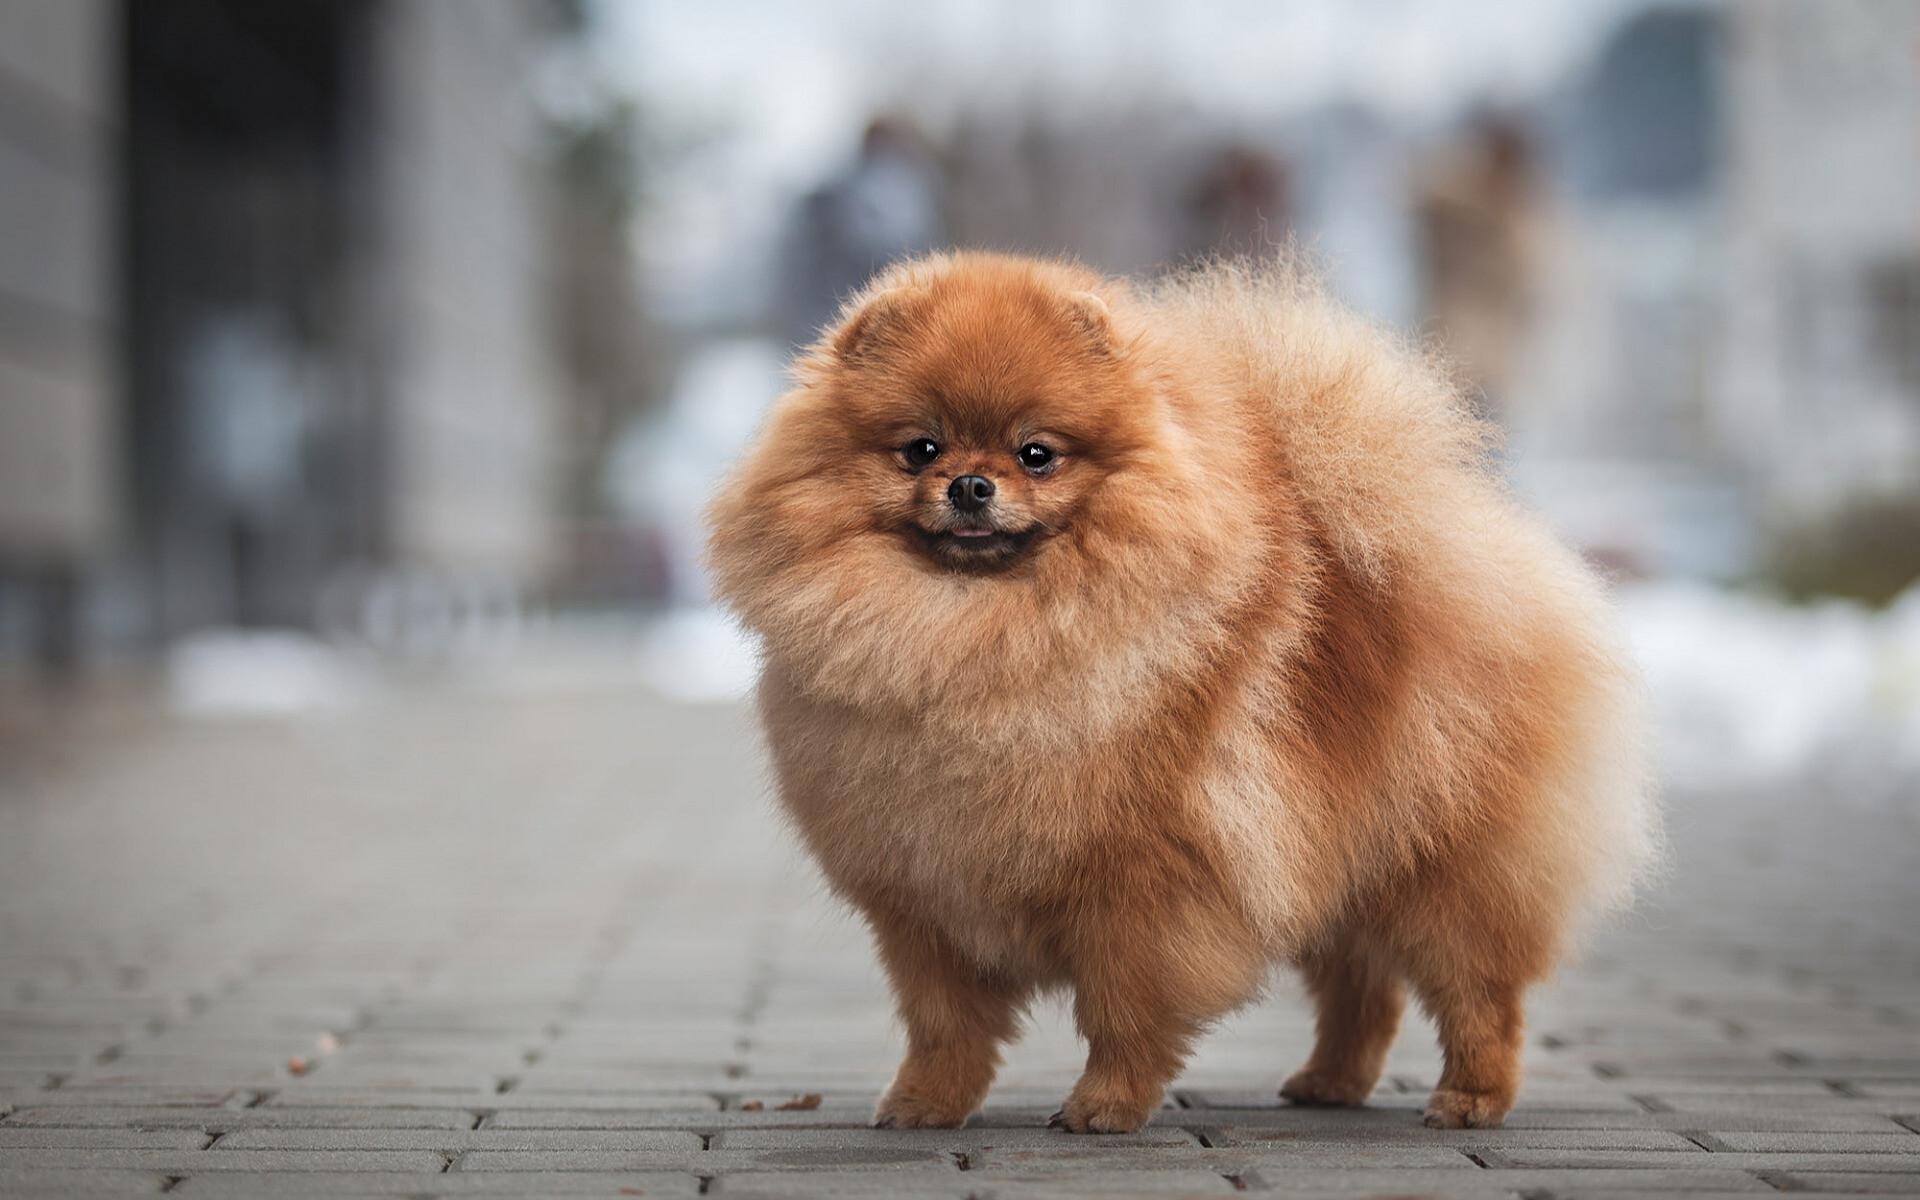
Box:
781, 117, 947, 349
1415, 117, 1542, 418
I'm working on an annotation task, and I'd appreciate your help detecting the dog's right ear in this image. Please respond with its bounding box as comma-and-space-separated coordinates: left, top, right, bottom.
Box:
832, 286, 922, 361
1060, 291, 1117, 357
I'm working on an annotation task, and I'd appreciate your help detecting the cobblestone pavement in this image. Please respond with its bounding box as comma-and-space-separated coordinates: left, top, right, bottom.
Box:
2, 674, 1918, 1198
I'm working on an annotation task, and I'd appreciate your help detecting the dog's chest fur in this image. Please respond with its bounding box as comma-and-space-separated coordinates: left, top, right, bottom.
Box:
759, 678, 1154, 972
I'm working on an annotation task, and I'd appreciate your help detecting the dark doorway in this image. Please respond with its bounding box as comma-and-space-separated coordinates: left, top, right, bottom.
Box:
124, 0, 385, 636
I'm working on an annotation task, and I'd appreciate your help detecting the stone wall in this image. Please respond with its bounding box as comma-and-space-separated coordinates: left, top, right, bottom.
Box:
0, 0, 118, 565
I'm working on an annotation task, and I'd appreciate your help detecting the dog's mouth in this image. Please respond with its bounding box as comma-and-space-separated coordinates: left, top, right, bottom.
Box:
915, 523, 1044, 571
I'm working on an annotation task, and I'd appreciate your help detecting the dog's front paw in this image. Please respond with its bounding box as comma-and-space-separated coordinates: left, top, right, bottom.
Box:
1279, 1064, 1375, 1107
1421, 1087, 1511, 1129
1048, 1087, 1155, 1134
873, 1085, 974, 1130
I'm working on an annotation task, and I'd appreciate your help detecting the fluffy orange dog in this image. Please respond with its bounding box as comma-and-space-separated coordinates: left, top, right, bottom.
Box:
706, 252, 1656, 1133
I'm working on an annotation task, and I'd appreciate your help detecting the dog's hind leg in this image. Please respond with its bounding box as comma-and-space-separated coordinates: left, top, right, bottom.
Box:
1412, 970, 1526, 1128
1280, 938, 1404, 1107
1397, 873, 1554, 1129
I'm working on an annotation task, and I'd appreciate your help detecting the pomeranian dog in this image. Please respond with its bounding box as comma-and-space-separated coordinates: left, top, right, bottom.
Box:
705, 252, 1657, 1133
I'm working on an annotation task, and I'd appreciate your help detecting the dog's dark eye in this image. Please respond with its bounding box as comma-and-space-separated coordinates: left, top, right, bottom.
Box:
1017, 442, 1056, 472
902, 438, 941, 469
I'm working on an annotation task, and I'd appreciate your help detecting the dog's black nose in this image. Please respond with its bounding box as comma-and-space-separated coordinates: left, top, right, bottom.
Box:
948, 475, 995, 513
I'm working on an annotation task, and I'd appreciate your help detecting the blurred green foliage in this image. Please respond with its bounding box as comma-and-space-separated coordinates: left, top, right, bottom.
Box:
548, 98, 644, 223
1765, 493, 1920, 608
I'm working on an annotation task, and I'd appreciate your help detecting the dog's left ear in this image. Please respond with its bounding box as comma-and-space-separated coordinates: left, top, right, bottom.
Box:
833, 285, 923, 361
1061, 292, 1117, 356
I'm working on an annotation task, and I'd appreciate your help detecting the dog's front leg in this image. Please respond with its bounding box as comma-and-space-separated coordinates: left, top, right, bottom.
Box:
1053, 903, 1259, 1134
867, 908, 1030, 1129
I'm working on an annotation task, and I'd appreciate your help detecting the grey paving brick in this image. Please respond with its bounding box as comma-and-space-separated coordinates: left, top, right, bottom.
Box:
289, 1068, 496, 1091
1208, 1126, 1699, 1151
173, 1171, 702, 1196
0, 1128, 208, 1149
1607, 1078, 1854, 1097
454, 1141, 963, 1171
0, 1072, 62, 1096
1474, 1147, 1920, 1173
260, 1088, 494, 1108
7, 1088, 243, 1108
68, 1063, 290, 1086
1710, 1130, 1920, 1153
215, 1127, 701, 1151
707, 1171, 978, 1199
1510, 1194, 1866, 1200
1633, 1092, 1916, 1115
0, 1104, 478, 1129
969, 1141, 1476, 1172
1183, 1087, 1652, 1113
1755, 1173, 1920, 1194
483, 1107, 733, 1129
455, 1146, 942, 1171
735, 1138, 976, 1173
716, 1124, 1200, 1150
0, 1168, 170, 1195
1236, 1166, 1780, 1194
5, 686, 1919, 1198
511, 1068, 739, 1091
270, 1089, 721, 1111
0, 1148, 451, 1172
989, 1177, 1247, 1199
1498, 1110, 1916, 1133
0, 1191, 174, 1200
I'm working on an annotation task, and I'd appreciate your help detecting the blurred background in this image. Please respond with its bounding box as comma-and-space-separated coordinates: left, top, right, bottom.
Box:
0, 0, 1917, 804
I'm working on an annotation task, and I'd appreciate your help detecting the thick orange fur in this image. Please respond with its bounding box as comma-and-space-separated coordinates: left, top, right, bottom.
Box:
705, 252, 1658, 1133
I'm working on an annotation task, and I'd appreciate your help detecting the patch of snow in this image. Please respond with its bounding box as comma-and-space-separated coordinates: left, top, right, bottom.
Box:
638, 608, 761, 704
1621, 580, 1920, 807
165, 629, 364, 719
605, 337, 787, 607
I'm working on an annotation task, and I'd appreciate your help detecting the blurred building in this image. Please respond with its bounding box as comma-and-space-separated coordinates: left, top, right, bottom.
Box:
1718, 0, 1920, 526
940, 107, 1246, 278
0, 0, 565, 669
0, 0, 119, 669
1499, 0, 1920, 579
